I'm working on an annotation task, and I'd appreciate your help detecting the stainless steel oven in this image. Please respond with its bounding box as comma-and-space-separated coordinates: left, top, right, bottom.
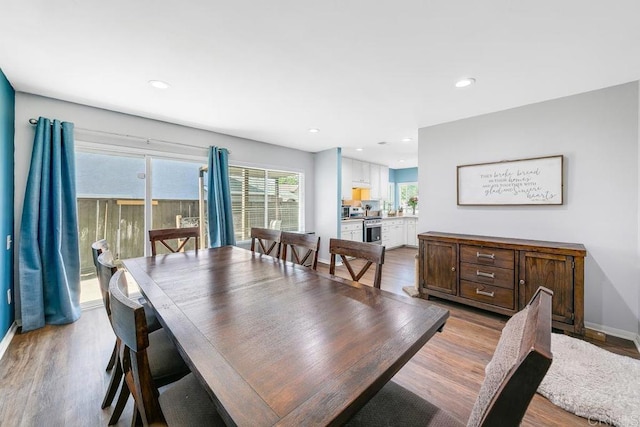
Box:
364, 217, 382, 244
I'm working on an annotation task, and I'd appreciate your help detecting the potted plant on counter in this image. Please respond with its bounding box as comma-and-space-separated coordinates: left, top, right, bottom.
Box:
408, 196, 418, 215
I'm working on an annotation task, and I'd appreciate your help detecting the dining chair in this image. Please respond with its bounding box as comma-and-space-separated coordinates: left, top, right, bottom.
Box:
329, 238, 386, 289
96, 254, 163, 422
250, 227, 282, 257
346, 286, 554, 427
279, 232, 320, 270
149, 226, 200, 256
108, 270, 224, 426
91, 239, 119, 372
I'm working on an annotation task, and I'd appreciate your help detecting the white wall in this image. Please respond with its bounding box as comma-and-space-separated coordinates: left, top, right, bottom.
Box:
14, 93, 316, 313
314, 148, 340, 263
419, 82, 639, 336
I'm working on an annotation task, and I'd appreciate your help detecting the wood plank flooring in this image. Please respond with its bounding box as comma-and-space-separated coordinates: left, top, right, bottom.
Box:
0, 247, 637, 426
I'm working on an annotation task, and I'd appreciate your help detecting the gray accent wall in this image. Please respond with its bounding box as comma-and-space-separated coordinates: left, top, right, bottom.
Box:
419, 82, 639, 337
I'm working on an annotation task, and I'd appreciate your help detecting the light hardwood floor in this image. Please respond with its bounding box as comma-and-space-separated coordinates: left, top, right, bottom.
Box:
0, 247, 637, 426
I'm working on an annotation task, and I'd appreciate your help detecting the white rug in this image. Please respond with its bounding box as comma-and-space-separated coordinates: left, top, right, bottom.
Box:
537, 333, 640, 427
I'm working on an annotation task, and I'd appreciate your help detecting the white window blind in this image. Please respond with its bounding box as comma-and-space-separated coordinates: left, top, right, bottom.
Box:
229, 166, 303, 241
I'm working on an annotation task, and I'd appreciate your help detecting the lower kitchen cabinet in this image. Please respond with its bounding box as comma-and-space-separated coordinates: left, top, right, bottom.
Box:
418, 231, 587, 335
340, 221, 363, 242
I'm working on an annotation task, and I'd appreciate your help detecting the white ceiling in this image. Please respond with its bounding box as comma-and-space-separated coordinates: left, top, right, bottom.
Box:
2, 1, 640, 168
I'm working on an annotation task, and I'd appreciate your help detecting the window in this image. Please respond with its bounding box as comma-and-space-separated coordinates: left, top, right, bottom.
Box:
398, 182, 418, 211
228, 166, 303, 241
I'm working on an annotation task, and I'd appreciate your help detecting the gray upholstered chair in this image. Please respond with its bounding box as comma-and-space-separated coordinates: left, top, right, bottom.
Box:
109, 270, 224, 426
346, 287, 553, 427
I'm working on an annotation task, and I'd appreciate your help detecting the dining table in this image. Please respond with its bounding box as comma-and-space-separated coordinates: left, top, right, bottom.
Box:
123, 245, 449, 426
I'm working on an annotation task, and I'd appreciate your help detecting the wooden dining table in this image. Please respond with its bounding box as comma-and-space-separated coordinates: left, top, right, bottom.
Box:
123, 245, 449, 426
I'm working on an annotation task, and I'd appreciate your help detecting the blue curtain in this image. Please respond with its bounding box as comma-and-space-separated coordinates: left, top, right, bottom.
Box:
207, 146, 235, 247
19, 117, 81, 332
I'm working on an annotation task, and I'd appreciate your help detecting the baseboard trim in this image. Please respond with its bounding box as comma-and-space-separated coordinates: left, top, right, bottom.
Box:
584, 321, 637, 342
0, 321, 18, 361
634, 334, 640, 354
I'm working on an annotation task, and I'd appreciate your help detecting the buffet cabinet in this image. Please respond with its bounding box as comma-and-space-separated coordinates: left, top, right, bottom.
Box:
418, 231, 587, 334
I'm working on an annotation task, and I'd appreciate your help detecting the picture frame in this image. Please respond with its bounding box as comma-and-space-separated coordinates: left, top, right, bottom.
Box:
457, 155, 563, 206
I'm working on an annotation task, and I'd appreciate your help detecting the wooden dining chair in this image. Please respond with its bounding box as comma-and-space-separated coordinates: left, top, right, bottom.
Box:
250, 227, 282, 257
96, 253, 163, 423
108, 270, 224, 426
279, 232, 320, 270
346, 287, 553, 427
149, 227, 200, 256
329, 238, 386, 289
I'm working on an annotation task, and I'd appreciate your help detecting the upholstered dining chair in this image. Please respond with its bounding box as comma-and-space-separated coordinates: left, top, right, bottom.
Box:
329, 238, 386, 289
149, 227, 200, 256
96, 254, 163, 423
109, 270, 225, 426
279, 232, 320, 270
345, 287, 554, 427
250, 227, 282, 258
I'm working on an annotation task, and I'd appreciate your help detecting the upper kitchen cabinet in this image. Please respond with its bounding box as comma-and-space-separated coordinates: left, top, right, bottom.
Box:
351, 159, 371, 187
341, 157, 353, 199
342, 157, 389, 200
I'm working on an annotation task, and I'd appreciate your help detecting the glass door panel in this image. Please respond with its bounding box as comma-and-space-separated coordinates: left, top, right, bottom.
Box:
76, 151, 145, 304
151, 158, 206, 254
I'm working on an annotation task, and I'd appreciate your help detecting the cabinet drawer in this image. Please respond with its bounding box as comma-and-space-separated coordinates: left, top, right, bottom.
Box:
459, 263, 514, 289
460, 245, 514, 269
460, 280, 515, 310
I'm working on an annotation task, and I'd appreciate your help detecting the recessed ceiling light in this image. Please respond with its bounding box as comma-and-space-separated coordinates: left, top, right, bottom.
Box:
455, 78, 476, 88
308, 128, 320, 133
399, 159, 405, 163
401, 138, 412, 142
356, 148, 364, 152
148, 80, 171, 89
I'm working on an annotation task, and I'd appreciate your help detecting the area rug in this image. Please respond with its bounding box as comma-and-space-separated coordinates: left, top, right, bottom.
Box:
402, 286, 419, 297
537, 333, 640, 427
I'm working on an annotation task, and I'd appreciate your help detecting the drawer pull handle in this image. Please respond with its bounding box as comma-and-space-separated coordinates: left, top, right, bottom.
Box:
476, 252, 495, 260
476, 270, 495, 279
476, 288, 495, 297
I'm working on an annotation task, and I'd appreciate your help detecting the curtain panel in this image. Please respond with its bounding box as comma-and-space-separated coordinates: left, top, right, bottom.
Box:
207, 146, 235, 247
19, 117, 81, 331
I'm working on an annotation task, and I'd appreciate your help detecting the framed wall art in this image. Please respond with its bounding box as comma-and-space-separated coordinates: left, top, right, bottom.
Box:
457, 155, 563, 206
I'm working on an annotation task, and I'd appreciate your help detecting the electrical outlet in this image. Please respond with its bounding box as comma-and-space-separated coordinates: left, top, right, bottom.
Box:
5, 235, 11, 250
7, 289, 11, 305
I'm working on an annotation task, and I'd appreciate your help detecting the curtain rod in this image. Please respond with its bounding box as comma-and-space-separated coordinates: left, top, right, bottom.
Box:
28, 118, 215, 152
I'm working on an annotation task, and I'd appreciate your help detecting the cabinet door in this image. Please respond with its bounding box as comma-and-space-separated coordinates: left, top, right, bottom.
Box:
379, 166, 389, 199
519, 252, 574, 325
423, 241, 457, 295
341, 157, 352, 200
406, 220, 417, 246
370, 164, 380, 199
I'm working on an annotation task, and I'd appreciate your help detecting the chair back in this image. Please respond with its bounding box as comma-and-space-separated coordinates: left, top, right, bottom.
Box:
109, 270, 165, 425
149, 227, 200, 256
91, 239, 110, 267
329, 239, 385, 289
468, 286, 553, 427
250, 227, 282, 257
280, 232, 320, 270
96, 252, 118, 316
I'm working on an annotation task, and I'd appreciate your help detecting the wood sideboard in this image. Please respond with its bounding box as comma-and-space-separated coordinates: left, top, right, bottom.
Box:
418, 231, 587, 334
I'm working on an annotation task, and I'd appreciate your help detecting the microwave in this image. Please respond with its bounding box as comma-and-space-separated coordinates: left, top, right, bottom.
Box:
341, 206, 350, 219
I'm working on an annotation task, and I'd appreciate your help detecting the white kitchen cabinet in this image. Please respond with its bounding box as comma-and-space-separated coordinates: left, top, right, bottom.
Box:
351, 159, 371, 187
341, 157, 353, 200
405, 218, 418, 247
369, 163, 381, 199
341, 220, 363, 242
378, 165, 389, 199
381, 218, 405, 249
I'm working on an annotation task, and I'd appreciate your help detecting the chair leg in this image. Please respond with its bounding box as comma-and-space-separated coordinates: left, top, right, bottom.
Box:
108, 381, 130, 425
106, 341, 118, 371
101, 358, 123, 409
